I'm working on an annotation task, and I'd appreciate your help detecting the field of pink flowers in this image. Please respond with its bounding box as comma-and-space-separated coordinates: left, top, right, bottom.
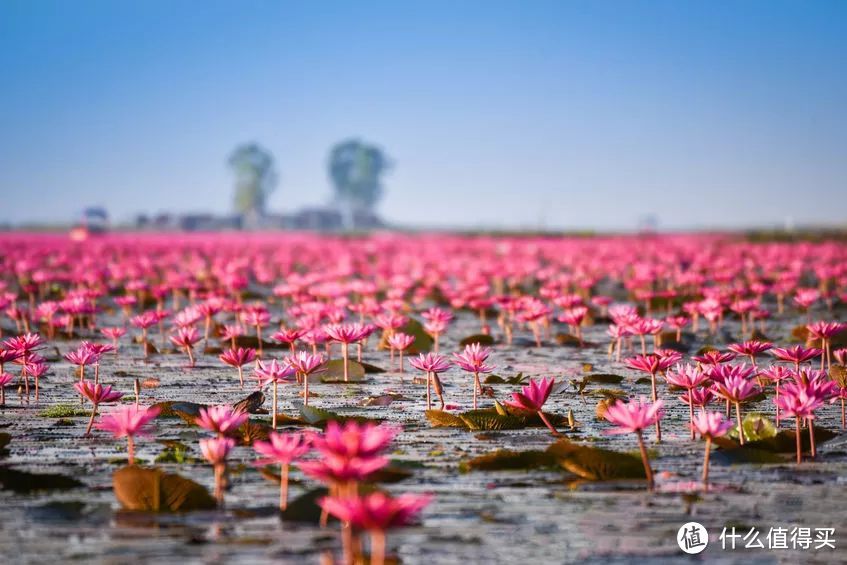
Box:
0, 231, 846, 563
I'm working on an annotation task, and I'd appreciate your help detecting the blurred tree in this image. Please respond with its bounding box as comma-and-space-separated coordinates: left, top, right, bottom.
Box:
229, 143, 277, 222
328, 139, 390, 228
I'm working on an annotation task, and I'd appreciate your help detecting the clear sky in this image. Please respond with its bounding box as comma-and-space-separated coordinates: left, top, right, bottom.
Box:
1, 0, 845, 230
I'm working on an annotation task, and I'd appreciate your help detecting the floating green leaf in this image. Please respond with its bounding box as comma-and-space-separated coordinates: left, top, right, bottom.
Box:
0, 467, 83, 493
459, 334, 495, 347
319, 359, 366, 382
459, 410, 524, 431
727, 413, 777, 443
547, 439, 646, 480
398, 318, 433, 354
424, 409, 466, 428
710, 446, 785, 464
555, 333, 582, 346
459, 449, 557, 472
112, 466, 216, 512
38, 404, 88, 418
299, 405, 342, 425
281, 487, 332, 523
585, 374, 625, 385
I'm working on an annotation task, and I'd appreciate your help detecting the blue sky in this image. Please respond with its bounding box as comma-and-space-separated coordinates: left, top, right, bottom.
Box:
1, 0, 845, 230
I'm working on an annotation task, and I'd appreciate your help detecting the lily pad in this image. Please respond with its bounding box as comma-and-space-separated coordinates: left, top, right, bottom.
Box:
359, 362, 386, 374
459, 334, 495, 347
424, 409, 466, 428
280, 487, 332, 523
319, 359, 366, 383
595, 398, 616, 420
585, 374, 625, 385
112, 465, 216, 512
233, 336, 283, 350
367, 465, 414, 483
745, 427, 837, 453
727, 413, 777, 443
710, 446, 785, 465
238, 420, 271, 445
459, 410, 524, 431
154, 444, 197, 464
399, 318, 433, 354
299, 405, 342, 425
459, 449, 557, 472
158, 402, 205, 425
547, 439, 647, 480
555, 333, 582, 346
830, 365, 847, 387
298, 405, 382, 427
0, 467, 84, 493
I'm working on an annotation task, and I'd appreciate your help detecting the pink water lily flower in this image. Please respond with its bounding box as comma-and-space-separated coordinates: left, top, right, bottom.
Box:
200, 436, 236, 506
270, 328, 304, 354
453, 343, 494, 409
692, 350, 736, 366
195, 404, 249, 437
409, 353, 451, 410
727, 340, 773, 369
169, 326, 201, 367
65, 345, 97, 381
219, 346, 257, 388
74, 380, 124, 435
319, 492, 432, 565
298, 453, 389, 485
387, 332, 415, 372
776, 382, 827, 464
712, 372, 761, 445
253, 431, 311, 510
0, 372, 14, 406
691, 410, 734, 490
96, 404, 160, 464
806, 321, 846, 371
325, 323, 368, 382
665, 364, 708, 438
625, 354, 674, 442
254, 359, 297, 428
603, 397, 664, 489
503, 377, 559, 435
310, 421, 399, 459
771, 345, 822, 373
286, 351, 326, 407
